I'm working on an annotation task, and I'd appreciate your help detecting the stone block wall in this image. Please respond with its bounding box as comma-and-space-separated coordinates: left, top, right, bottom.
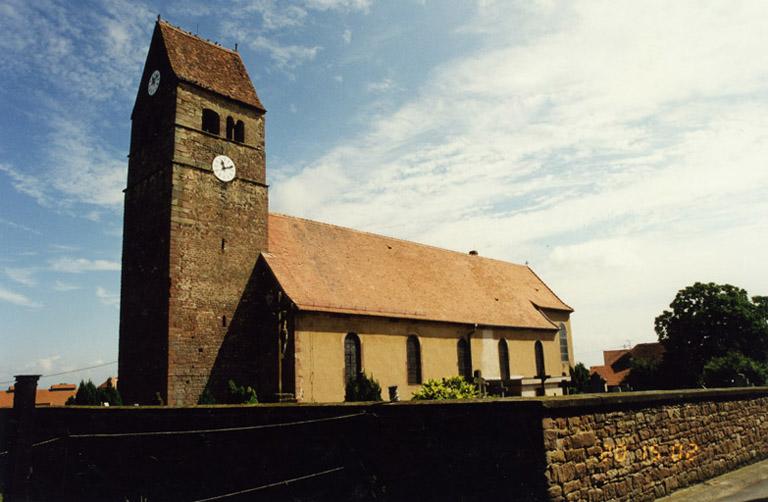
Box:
542, 390, 768, 501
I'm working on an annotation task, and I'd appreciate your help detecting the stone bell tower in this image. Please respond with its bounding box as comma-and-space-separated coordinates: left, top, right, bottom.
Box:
118, 19, 268, 405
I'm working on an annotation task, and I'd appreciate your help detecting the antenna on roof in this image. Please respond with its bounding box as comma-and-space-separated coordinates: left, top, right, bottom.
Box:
235, 42, 239, 51
196, 23, 199, 34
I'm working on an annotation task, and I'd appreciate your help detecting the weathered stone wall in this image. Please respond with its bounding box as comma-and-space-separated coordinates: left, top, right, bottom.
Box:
542, 390, 768, 501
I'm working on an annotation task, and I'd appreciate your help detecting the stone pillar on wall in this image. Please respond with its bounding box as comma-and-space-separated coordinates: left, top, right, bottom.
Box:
6, 374, 40, 502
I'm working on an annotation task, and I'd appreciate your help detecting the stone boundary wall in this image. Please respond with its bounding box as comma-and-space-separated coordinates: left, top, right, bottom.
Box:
541, 388, 768, 501
2, 387, 768, 500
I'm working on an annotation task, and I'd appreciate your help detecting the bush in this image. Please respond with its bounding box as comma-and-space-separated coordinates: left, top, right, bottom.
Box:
345, 372, 382, 402
411, 376, 479, 400
702, 351, 768, 388
225, 380, 258, 404
198, 385, 217, 405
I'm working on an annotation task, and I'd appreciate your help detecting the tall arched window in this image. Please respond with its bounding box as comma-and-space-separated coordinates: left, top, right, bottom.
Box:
498, 339, 510, 380
202, 108, 220, 135
534, 340, 545, 378
226, 116, 235, 140
344, 333, 361, 383
457, 338, 472, 379
558, 323, 569, 363
234, 120, 245, 142
406, 335, 422, 384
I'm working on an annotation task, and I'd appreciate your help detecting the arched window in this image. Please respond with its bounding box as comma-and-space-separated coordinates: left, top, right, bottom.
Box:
234, 120, 245, 142
202, 108, 220, 135
457, 338, 472, 379
226, 116, 235, 140
498, 339, 510, 380
344, 333, 361, 383
534, 340, 545, 378
558, 323, 569, 363
406, 335, 422, 385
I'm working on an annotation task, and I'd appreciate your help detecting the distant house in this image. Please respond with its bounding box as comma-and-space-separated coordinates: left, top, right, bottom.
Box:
0, 383, 77, 408
589, 343, 665, 392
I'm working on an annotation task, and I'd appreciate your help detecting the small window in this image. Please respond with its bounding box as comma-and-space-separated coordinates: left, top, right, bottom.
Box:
234, 120, 245, 142
457, 338, 472, 379
202, 108, 220, 135
558, 323, 569, 363
534, 340, 545, 378
344, 333, 361, 383
498, 339, 510, 380
406, 335, 422, 385
226, 116, 235, 140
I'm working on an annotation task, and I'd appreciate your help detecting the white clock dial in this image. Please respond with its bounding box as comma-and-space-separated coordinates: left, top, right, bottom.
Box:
212, 155, 236, 182
147, 70, 161, 96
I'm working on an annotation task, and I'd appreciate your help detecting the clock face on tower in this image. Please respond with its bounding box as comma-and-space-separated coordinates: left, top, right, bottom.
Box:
147, 70, 161, 96
212, 155, 236, 182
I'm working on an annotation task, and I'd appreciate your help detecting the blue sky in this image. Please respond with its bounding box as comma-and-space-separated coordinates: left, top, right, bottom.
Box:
1, 0, 767, 387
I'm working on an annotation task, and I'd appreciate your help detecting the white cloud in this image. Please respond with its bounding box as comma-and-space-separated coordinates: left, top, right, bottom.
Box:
249, 35, 320, 70
49, 257, 120, 273
4, 267, 37, 287
271, 1, 768, 366
342, 29, 352, 44
366, 78, 396, 93
34, 355, 62, 373
52, 280, 80, 292
2, 117, 126, 210
0, 286, 41, 308
96, 286, 119, 306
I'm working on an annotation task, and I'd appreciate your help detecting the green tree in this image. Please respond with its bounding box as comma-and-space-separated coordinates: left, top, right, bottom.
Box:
655, 282, 768, 388
567, 363, 591, 394
411, 376, 479, 400
702, 351, 768, 388
67, 380, 100, 406
345, 373, 382, 402
622, 357, 662, 391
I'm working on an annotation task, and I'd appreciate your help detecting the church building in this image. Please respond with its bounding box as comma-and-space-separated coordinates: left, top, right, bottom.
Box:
118, 19, 575, 406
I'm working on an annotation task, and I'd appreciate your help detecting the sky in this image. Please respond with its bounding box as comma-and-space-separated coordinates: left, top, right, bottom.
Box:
1, 0, 767, 388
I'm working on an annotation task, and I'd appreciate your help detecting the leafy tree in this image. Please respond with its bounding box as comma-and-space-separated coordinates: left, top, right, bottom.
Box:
655, 282, 768, 388
567, 363, 591, 394
345, 372, 382, 402
623, 357, 662, 391
411, 376, 479, 400
702, 351, 768, 388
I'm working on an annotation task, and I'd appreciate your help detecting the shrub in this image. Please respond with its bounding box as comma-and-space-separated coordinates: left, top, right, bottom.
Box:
411, 376, 479, 400
345, 372, 382, 402
225, 380, 258, 404
198, 385, 217, 405
702, 351, 768, 388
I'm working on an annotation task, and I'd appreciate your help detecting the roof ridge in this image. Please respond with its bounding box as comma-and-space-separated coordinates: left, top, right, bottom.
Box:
268, 212, 530, 268
158, 19, 239, 55
526, 265, 573, 312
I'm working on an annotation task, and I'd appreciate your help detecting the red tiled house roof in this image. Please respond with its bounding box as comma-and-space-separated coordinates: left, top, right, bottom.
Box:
263, 214, 572, 330
0, 383, 77, 408
590, 343, 665, 387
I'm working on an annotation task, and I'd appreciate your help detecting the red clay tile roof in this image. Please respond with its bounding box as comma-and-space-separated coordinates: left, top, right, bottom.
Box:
0, 383, 77, 408
157, 21, 265, 111
590, 343, 664, 387
264, 213, 572, 329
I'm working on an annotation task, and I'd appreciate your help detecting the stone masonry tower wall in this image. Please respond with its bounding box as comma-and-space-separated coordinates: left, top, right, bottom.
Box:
119, 20, 268, 405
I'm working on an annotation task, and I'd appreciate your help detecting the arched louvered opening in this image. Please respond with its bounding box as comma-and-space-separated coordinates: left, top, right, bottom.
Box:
226, 116, 235, 140
457, 338, 472, 380
202, 108, 220, 135
535, 340, 545, 378
558, 323, 569, 363
234, 120, 245, 142
498, 339, 510, 381
344, 333, 361, 383
406, 335, 422, 385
